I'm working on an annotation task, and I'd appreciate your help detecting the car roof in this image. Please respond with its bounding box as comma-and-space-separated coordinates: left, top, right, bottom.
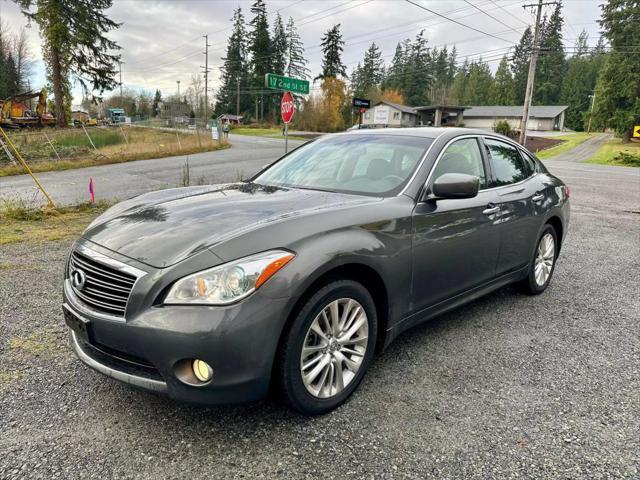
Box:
341, 127, 492, 139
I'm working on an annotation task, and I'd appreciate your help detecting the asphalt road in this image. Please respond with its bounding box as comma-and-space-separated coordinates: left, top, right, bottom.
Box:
1, 146, 639, 479
0, 134, 304, 207
550, 133, 612, 163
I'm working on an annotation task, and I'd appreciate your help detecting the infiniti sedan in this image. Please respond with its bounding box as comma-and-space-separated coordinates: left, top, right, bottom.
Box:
63, 128, 570, 415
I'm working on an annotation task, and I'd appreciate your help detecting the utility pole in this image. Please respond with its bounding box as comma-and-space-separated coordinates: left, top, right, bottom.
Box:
236, 78, 240, 117
519, 0, 555, 146
201, 34, 211, 126
587, 92, 596, 134
177, 80, 181, 97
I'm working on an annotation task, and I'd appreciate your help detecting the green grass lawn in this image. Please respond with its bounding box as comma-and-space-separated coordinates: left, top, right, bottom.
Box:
588, 138, 640, 167
536, 132, 594, 159
231, 127, 306, 140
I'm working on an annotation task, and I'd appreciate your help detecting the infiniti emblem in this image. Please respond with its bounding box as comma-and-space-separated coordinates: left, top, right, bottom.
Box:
71, 269, 87, 290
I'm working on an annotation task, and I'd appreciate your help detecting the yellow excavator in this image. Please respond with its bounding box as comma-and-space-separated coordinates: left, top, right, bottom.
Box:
0, 89, 56, 128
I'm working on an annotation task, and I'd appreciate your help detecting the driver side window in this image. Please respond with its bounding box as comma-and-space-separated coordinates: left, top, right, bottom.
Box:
431, 137, 486, 188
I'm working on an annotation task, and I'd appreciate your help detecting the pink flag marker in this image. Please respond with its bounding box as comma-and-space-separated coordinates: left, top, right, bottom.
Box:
89, 177, 95, 203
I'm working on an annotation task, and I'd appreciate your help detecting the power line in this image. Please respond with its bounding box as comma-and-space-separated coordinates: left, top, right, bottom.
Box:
462, 0, 524, 34
404, 0, 517, 44
486, 0, 531, 27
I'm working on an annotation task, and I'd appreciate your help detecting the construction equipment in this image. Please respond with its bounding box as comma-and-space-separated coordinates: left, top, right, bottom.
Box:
72, 110, 98, 127
106, 107, 126, 124
0, 89, 56, 128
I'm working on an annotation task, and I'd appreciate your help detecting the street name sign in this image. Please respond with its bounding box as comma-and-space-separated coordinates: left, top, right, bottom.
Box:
265, 73, 310, 94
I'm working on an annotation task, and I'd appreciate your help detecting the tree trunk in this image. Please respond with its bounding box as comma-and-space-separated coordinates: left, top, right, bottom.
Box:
50, 47, 66, 127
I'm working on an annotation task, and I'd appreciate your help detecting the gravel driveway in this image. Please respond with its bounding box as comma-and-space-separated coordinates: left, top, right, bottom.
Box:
1, 160, 638, 479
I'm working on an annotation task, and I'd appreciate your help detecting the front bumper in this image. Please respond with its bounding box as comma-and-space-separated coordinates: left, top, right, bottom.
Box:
63, 279, 290, 405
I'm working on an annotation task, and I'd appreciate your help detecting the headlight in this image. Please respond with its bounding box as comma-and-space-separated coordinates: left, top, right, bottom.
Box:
163, 250, 295, 305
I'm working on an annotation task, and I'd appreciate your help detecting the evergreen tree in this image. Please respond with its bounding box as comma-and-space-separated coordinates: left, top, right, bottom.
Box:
490, 56, 515, 105
382, 42, 406, 92
450, 58, 470, 105
592, 0, 640, 139
15, 0, 121, 126
464, 60, 494, 105
285, 16, 309, 80
353, 42, 383, 97
216, 7, 250, 116
271, 13, 287, 75
535, 4, 567, 104
511, 26, 533, 104
248, 0, 272, 119
573, 29, 590, 57
404, 30, 432, 105
316, 24, 346, 81
152, 89, 162, 117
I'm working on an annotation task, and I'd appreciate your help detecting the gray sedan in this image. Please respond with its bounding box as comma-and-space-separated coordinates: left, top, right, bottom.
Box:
63, 127, 570, 415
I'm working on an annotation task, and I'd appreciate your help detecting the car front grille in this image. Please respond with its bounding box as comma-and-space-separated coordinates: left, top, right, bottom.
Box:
69, 250, 137, 317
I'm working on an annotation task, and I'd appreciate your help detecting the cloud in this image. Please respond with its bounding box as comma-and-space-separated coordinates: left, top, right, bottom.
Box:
1, 0, 602, 102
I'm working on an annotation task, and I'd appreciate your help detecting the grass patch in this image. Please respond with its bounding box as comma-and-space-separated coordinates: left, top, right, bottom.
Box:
8, 331, 60, 357
0, 199, 112, 245
0, 126, 230, 177
587, 138, 640, 167
536, 133, 594, 159
231, 127, 307, 140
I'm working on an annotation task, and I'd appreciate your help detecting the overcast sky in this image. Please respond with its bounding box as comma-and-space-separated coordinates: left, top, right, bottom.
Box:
0, 0, 603, 103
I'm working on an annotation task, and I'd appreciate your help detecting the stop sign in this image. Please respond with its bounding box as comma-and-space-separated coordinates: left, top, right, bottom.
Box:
281, 91, 295, 124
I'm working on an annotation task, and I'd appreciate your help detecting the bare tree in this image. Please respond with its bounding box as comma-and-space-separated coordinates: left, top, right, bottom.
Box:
186, 73, 204, 117
12, 28, 33, 90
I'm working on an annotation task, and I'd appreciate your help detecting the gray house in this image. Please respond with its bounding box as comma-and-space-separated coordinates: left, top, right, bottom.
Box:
361, 101, 466, 128
463, 105, 568, 131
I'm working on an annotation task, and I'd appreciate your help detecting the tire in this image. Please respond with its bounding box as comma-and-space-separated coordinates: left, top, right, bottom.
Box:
517, 224, 558, 295
275, 279, 378, 415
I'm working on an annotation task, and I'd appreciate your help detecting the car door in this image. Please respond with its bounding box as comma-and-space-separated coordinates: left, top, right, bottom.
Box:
411, 136, 501, 311
482, 137, 542, 275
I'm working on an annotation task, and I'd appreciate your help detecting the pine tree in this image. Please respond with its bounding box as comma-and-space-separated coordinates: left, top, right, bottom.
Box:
285, 17, 309, 80
316, 24, 346, 81
271, 13, 287, 75
248, 0, 272, 119
535, 4, 567, 104
15, 0, 121, 126
573, 29, 590, 57
382, 42, 406, 92
511, 26, 533, 104
490, 56, 515, 105
216, 7, 250, 116
404, 30, 432, 105
354, 42, 383, 97
450, 58, 470, 105
592, 0, 640, 139
464, 60, 494, 105
152, 89, 162, 117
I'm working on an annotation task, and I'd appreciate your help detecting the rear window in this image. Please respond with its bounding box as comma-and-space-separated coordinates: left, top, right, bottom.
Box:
485, 138, 531, 187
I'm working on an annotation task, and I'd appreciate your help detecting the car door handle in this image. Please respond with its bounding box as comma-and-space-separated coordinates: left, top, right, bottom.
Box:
483, 204, 500, 215
532, 193, 544, 203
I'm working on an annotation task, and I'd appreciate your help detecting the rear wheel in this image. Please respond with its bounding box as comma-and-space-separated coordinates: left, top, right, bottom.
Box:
275, 280, 377, 415
518, 224, 558, 295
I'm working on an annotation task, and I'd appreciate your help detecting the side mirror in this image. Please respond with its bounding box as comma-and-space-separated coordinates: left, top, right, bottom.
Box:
430, 173, 480, 200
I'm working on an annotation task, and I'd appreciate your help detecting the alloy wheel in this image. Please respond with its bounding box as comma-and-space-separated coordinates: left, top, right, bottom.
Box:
300, 298, 369, 398
534, 232, 555, 286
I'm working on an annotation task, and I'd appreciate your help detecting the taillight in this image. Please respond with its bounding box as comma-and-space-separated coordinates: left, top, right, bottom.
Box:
564, 185, 571, 198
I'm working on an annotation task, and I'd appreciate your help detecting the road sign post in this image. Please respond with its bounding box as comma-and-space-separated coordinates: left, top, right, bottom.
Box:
281, 91, 295, 153
352, 98, 370, 129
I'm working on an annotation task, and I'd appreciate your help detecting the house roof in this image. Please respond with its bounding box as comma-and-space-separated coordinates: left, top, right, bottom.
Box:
375, 101, 418, 114
464, 105, 568, 118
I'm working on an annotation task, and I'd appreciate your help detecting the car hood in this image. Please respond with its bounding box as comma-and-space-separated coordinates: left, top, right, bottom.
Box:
82, 183, 377, 268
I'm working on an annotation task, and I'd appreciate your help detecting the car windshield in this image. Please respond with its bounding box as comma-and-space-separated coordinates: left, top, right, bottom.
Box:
254, 134, 433, 196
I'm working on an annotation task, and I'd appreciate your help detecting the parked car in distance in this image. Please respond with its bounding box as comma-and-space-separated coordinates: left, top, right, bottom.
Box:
63, 128, 570, 415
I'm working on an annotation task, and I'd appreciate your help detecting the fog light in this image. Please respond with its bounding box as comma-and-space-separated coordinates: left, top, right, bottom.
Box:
192, 359, 213, 382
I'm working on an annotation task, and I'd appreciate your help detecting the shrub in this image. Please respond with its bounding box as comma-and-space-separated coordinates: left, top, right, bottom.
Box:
493, 120, 512, 136
613, 151, 640, 167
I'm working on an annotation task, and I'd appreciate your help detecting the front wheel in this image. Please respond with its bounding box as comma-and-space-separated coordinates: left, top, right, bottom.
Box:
275, 280, 378, 415
518, 224, 558, 295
